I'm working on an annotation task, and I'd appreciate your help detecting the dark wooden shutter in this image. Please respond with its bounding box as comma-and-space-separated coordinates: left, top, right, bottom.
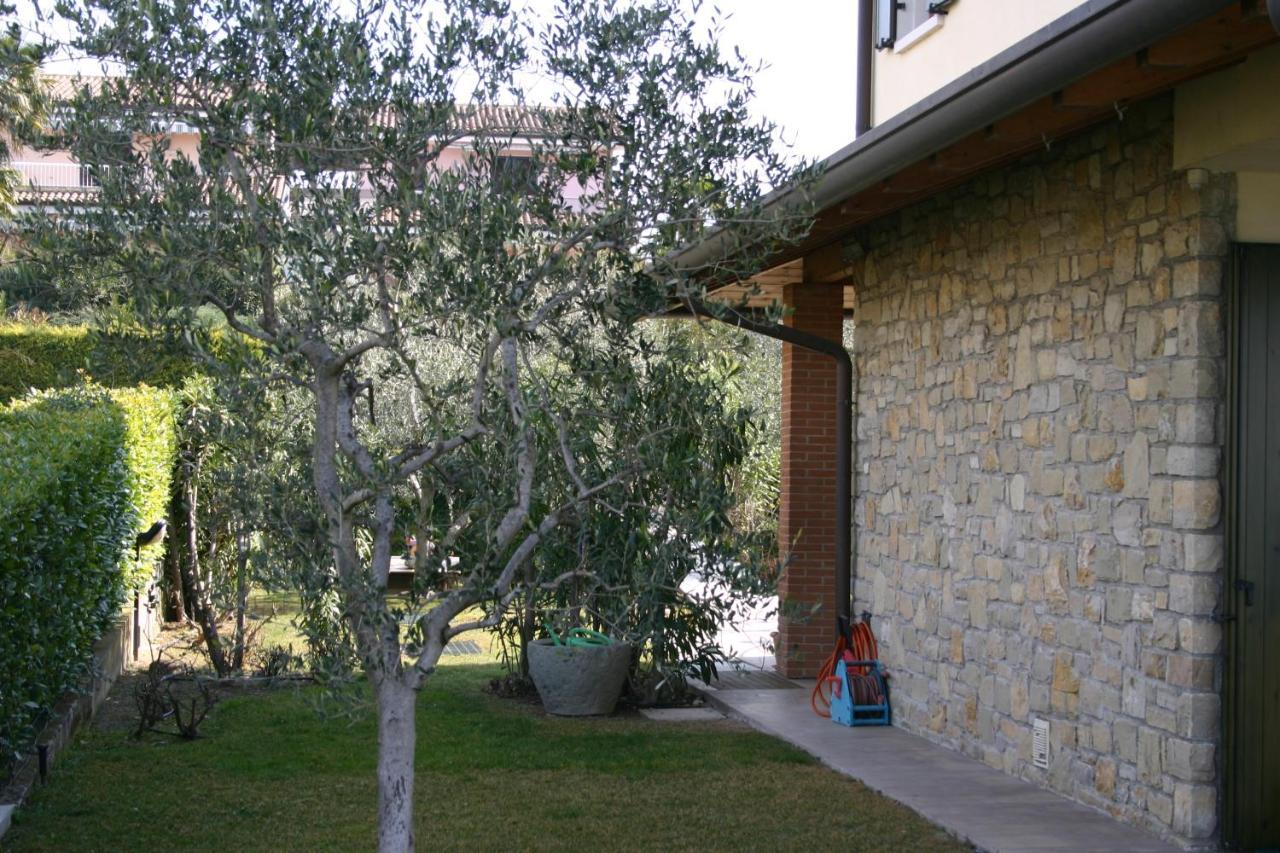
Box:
1225, 243, 1280, 849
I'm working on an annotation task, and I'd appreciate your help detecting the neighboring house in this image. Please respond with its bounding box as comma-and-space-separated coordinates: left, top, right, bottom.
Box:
681, 1, 1279, 848
6, 76, 199, 209
7, 76, 581, 212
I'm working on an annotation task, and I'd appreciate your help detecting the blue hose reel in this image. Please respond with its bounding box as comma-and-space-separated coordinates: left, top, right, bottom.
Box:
829, 659, 891, 727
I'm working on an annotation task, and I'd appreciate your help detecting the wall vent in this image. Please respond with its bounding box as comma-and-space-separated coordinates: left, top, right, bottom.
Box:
1032, 719, 1050, 769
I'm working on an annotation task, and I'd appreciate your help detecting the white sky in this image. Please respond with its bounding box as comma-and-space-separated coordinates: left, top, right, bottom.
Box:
20, 0, 858, 162
715, 2, 857, 161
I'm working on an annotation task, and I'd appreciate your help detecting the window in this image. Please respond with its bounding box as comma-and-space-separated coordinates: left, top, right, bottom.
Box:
492, 154, 538, 194
876, 0, 953, 50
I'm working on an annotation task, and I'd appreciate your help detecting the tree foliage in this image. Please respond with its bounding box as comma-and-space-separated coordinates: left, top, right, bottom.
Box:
0, 2, 46, 220
20, 0, 814, 847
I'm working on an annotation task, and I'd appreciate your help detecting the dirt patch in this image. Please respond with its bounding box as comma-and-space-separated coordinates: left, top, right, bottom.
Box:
486, 673, 543, 705
96, 621, 305, 735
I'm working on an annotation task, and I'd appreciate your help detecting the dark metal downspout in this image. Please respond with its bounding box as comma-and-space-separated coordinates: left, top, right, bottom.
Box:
855, 0, 874, 136
678, 300, 854, 637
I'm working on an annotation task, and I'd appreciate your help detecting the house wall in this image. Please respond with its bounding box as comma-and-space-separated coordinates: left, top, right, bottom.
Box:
850, 95, 1230, 845
1172, 45, 1280, 243
872, 0, 1085, 126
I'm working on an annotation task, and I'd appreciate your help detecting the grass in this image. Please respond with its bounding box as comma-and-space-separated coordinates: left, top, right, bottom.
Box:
4, 661, 967, 852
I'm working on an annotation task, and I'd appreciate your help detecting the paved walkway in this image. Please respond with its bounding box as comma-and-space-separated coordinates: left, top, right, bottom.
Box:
697, 684, 1180, 853
679, 575, 777, 669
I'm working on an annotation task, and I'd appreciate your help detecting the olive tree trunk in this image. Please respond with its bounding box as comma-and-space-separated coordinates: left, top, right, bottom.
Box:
179, 456, 231, 676
375, 676, 418, 853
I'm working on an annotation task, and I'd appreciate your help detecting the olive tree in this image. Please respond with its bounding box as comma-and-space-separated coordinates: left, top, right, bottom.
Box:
25, 0, 811, 848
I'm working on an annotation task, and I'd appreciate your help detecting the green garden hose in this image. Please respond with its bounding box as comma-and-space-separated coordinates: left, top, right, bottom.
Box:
545, 624, 612, 647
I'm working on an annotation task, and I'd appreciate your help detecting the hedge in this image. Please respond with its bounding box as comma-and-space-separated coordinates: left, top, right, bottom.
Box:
0, 323, 198, 403
0, 385, 177, 760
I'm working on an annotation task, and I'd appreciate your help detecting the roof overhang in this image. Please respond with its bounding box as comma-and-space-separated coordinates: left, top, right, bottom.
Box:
679, 0, 1278, 295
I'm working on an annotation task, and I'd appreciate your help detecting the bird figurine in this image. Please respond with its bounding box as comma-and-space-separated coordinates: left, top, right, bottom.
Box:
134, 520, 167, 558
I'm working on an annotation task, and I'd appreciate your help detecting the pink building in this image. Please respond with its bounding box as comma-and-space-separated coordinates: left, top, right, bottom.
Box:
9, 76, 583, 211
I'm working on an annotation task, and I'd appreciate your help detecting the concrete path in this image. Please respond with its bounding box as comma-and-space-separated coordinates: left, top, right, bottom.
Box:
698, 685, 1180, 853
680, 575, 777, 669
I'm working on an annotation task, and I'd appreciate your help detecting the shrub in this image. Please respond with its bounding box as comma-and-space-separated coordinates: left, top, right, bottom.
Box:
0, 384, 177, 760
0, 322, 198, 403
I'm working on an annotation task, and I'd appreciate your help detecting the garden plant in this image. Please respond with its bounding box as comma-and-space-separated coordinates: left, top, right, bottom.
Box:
16, 0, 815, 849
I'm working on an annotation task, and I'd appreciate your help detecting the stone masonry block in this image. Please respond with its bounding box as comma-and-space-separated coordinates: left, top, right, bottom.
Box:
1177, 301, 1223, 356
1165, 737, 1215, 782
1166, 653, 1216, 690
1183, 533, 1223, 573
1176, 692, 1220, 740
1169, 574, 1218, 616
1166, 445, 1219, 478
1169, 359, 1220, 399
1172, 480, 1220, 529
1177, 618, 1221, 655
1173, 782, 1217, 839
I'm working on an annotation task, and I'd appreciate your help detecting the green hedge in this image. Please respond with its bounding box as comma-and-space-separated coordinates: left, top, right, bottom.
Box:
0, 385, 177, 760
0, 323, 198, 403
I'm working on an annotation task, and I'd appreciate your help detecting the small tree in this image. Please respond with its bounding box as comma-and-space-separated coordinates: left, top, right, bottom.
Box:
24, 0, 812, 848
0, 3, 46, 231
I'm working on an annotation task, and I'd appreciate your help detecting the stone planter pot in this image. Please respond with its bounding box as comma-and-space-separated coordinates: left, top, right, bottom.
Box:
527, 637, 631, 716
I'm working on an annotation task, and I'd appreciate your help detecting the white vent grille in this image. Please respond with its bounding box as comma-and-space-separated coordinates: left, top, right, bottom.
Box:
1032, 718, 1050, 769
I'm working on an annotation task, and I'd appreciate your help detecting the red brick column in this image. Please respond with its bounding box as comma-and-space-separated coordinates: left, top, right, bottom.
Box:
776, 282, 844, 678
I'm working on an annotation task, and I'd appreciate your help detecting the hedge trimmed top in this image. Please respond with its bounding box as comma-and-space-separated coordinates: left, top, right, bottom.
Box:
0, 323, 198, 403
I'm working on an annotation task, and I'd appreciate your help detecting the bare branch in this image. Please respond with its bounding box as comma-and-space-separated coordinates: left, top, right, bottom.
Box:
393, 423, 487, 480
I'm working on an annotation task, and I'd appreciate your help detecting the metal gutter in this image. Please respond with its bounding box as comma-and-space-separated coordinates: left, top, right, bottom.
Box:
671, 301, 855, 631
674, 0, 1238, 273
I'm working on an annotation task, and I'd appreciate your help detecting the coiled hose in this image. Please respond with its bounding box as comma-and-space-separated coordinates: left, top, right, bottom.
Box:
811, 620, 879, 717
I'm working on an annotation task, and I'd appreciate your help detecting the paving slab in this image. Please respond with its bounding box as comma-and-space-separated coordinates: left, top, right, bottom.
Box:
637, 707, 724, 722
698, 685, 1180, 853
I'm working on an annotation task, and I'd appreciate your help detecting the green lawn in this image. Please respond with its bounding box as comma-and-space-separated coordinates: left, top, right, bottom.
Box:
5, 663, 965, 852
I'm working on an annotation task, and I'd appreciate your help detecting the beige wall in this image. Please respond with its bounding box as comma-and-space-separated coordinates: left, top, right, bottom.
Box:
1174, 45, 1280, 244
1174, 46, 1280, 172
1237, 172, 1280, 244
873, 0, 1085, 126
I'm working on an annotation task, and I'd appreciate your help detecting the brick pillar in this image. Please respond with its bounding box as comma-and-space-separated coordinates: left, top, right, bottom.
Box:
776, 282, 844, 678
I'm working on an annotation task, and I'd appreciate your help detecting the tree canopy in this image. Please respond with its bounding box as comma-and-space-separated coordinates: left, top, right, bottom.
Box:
16, 0, 814, 848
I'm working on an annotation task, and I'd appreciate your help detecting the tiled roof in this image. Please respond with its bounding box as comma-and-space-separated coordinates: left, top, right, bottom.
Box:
40, 73, 106, 101
14, 186, 101, 205
447, 104, 555, 136
39, 74, 555, 137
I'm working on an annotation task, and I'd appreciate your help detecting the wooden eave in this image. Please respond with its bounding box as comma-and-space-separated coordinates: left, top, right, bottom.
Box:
732, 3, 1277, 293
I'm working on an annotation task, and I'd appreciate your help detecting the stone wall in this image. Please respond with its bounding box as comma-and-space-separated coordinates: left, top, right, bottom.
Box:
850, 95, 1231, 846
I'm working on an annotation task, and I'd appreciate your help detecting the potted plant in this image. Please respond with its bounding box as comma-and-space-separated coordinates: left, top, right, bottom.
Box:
527, 625, 631, 716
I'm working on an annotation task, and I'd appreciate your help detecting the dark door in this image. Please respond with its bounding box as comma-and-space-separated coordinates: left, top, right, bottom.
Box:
1225, 243, 1280, 849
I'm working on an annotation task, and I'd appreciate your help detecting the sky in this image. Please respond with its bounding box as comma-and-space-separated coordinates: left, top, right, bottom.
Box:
19, 0, 859, 163
714, 2, 857, 161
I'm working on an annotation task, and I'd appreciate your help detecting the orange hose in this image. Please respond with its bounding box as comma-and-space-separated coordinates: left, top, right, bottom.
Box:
811, 621, 879, 718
